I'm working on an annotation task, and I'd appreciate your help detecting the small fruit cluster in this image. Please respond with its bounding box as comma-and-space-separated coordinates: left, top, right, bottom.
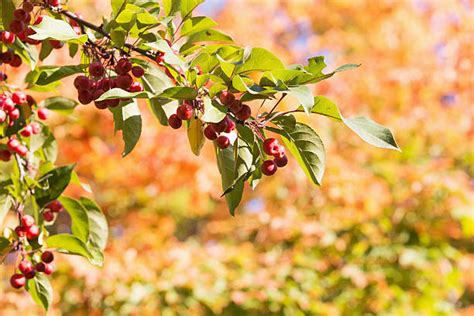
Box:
261, 138, 288, 176
14, 215, 40, 242
0, 31, 22, 68
10, 250, 55, 289
7, 1, 45, 46
42, 200, 64, 222
0, 92, 46, 161
74, 57, 144, 109
204, 116, 236, 149
168, 101, 194, 129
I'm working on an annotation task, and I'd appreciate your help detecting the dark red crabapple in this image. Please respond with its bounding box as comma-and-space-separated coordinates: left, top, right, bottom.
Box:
74, 75, 90, 91
131, 66, 145, 78
35, 262, 45, 272
168, 114, 182, 129
3, 97, 15, 112
263, 138, 281, 156
216, 135, 230, 149
41, 251, 54, 263
213, 118, 228, 134
23, 2, 34, 13
43, 210, 54, 222
8, 108, 20, 120
224, 117, 236, 133
115, 58, 132, 75
106, 99, 120, 108
9, 20, 25, 35
93, 89, 105, 101
204, 125, 218, 140
235, 104, 251, 121
18, 260, 34, 274
229, 100, 243, 114
47, 200, 63, 212
219, 90, 235, 105
94, 100, 108, 110
21, 215, 35, 227
37, 107, 49, 120
12, 92, 27, 105
274, 154, 288, 167
89, 61, 105, 77
176, 103, 193, 121
261, 160, 278, 176
26, 95, 36, 106
128, 81, 143, 92
0, 51, 14, 64
78, 90, 94, 105
116, 74, 133, 89
10, 55, 22, 67
10, 274, 26, 289
24, 270, 36, 279
49, 40, 64, 49
26, 225, 40, 240
7, 138, 20, 151
14, 9, 29, 22
14, 226, 26, 237
0, 149, 11, 161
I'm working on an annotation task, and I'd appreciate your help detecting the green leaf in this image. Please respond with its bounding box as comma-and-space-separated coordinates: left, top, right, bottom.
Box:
0, 237, 12, 256
116, 7, 137, 30
303, 96, 343, 121
26, 274, 53, 311
181, 16, 217, 37
343, 116, 400, 151
40, 97, 78, 115
187, 117, 205, 156
46, 234, 93, 260
96, 88, 151, 101
111, 0, 128, 18
288, 86, 314, 115
236, 47, 285, 74
110, 100, 142, 157
201, 97, 227, 123
30, 125, 58, 162
180, 0, 204, 17
30, 16, 87, 43
334, 63, 361, 72
79, 197, 108, 252
145, 39, 186, 66
163, 0, 181, 16
1, 0, 16, 30
35, 165, 75, 207
216, 144, 244, 215
268, 122, 326, 186
39, 41, 54, 61
13, 38, 38, 70
58, 197, 90, 243
28, 65, 86, 86
158, 87, 198, 100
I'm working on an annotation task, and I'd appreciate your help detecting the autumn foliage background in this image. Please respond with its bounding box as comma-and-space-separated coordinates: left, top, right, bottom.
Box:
1, 0, 473, 314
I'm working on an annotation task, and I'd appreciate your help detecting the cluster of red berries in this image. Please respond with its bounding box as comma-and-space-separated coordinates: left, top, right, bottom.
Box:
0, 92, 46, 161
0, 31, 22, 68
42, 199, 64, 222
10, 250, 55, 289
73, 57, 144, 109
168, 101, 194, 129
14, 215, 40, 242
261, 138, 288, 176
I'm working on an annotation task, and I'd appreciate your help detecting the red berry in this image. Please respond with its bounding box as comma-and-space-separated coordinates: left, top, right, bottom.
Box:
261, 160, 277, 176
235, 104, 251, 121
1, 31, 15, 44
168, 114, 182, 129
49, 40, 64, 49
9, 108, 20, 120
43, 210, 54, 222
106, 99, 120, 108
12, 92, 27, 105
229, 99, 243, 113
0, 149, 11, 161
263, 138, 281, 156
78, 90, 94, 105
128, 81, 143, 92
21, 215, 35, 227
37, 107, 48, 120
92, 89, 105, 101
115, 74, 133, 89
3, 97, 15, 111
216, 135, 230, 149
15, 226, 26, 237
204, 125, 218, 140
10, 274, 26, 289
274, 154, 288, 167
43, 263, 54, 275
7, 138, 20, 151
74, 75, 90, 91
47, 200, 63, 213
213, 118, 228, 134
0, 51, 14, 64
20, 125, 33, 137
10, 54, 22, 67
18, 260, 34, 274
94, 100, 108, 110
30, 122, 41, 134
24, 270, 36, 279
176, 103, 193, 120
98, 78, 113, 91
41, 251, 54, 263
35, 262, 45, 272
115, 58, 132, 75
0, 110, 6, 123
224, 116, 236, 133
22, 2, 34, 13
155, 52, 165, 64
16, 145, 28, 157
219, 91, 235, 105
89, 62, 105, 78
9, 20, 25, 35
26, 225, 40, 240
131, 66, 145, 78
13, 9, 28, 22
48, 0, 61, 7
